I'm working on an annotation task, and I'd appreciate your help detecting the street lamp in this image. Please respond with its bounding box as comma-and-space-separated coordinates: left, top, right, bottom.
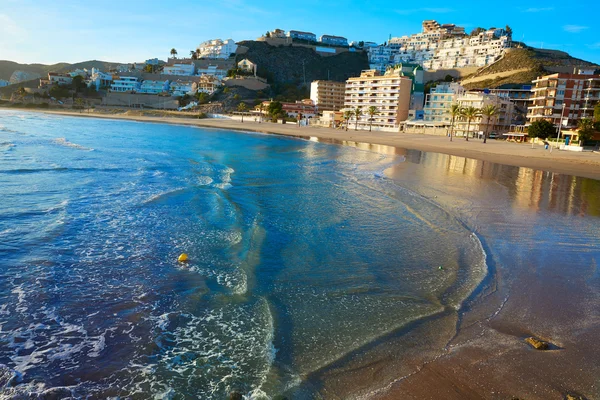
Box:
555, 102, 566, 149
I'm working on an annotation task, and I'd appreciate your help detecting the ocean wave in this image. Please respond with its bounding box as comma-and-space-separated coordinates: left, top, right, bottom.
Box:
52, 137, 94, 151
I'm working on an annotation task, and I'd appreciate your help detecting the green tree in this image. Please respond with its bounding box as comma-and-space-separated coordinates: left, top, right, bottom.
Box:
367, 106, 378, 132
170, 48, 177, 58
343, 110, 352, 131
527, 120, 556, 140
460, 106, 480, 141
72, 75, 85, 92
448, 104, 461, 142
470, 27, 485, 36
577, 118, 594, 145
505, 25, 513, 36
237, 102, 248, 122
353, 107, 361, 131
190, 50, 198, 60
268, 101, 283, 121
594, 103, 600, 123
73, 97, 85, 112
480, 104, 498, 144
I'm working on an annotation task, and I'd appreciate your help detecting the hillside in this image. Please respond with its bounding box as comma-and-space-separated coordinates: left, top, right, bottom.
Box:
461, 47, 599, 89
235, 41, 369, 85
0, 60, 124, 83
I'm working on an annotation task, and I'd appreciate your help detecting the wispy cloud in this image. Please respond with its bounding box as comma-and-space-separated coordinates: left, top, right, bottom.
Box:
395, 8, 454, 15
524, 7, 554, 12
587, 42, 600, 49
0, 14, 26, 42
563, 25, 589, 33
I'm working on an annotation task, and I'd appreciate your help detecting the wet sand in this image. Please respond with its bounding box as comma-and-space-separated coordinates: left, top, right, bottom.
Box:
11, 108, 600, 180
4, 108, 600, 399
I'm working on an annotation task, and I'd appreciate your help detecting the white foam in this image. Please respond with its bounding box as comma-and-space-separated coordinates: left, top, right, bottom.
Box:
52, 137, 94, 151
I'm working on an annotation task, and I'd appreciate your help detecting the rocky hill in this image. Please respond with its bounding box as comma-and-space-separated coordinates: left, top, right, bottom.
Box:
235, 41, 369, 85
461, 47, 599, 89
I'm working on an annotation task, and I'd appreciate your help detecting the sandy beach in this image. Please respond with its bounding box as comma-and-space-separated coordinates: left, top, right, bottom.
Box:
11, 107, 600, 181
2, 107, 599, 400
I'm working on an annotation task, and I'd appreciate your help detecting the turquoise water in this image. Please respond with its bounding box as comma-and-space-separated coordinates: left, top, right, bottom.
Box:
0, 111, 489, 398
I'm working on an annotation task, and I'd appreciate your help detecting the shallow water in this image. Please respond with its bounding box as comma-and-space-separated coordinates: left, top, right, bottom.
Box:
1, 111, 599, 399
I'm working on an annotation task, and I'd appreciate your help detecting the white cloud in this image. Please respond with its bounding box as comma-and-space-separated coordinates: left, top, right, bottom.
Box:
524, 7, 554, 12
395, 8, 453, 15
0, 14, 26, 41
563, 25, 589, 33
587, 42, 600, 49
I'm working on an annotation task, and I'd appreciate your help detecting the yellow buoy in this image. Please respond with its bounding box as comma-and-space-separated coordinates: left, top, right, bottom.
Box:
178, 253, 189, 262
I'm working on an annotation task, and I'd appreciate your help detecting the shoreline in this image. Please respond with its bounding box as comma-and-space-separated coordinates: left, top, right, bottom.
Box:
3, 107, 600, 181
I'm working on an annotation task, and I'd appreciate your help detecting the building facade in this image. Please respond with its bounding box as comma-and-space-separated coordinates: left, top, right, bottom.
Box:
310, 80, 346, 112
319, 35, 348, 46
454, 91, 515, 137
527, 70, 600, 128
344, 68, 413, 130
287, 30, 317, 42
282, 99, 318, 118
423, 82, 466, 125
48, 73, 73, 85
163, 63, 196, 76
197, 39, 238, 59
237, 59, 257, 75
139, 80, 170, 94
0, 79, 9, 87
110, 77, 141, 93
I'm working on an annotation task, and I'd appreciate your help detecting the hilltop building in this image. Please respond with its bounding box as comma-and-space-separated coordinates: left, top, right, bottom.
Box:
319, 35, 349, 46
287, 30, 317, 42
237, 59, 257, 75
310, 80, 346, 112
87, 68, 113, 90
197, 39, 238, 59
527, 70, 600, 128
0, 79, 9, 87
139, 80, 170, 94
369, 20, 510, 71
344, 68, 413, 130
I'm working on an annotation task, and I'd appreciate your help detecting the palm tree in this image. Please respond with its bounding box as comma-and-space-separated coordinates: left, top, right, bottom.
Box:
343, 110, 353, 131
367, 106, 378, 132
460, 106, 480, 142
448, 104, 461, 142
237, 102, 248, 122
190, 50, 197, 60
258, 103, 264, 123
353, 107, 362, 131
170, 48, 177, 59
480, 104, 498, 144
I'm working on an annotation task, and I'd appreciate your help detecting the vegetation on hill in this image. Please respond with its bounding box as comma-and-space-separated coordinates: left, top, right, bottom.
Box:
462, 47, 599, 89
235, 41, 369, 85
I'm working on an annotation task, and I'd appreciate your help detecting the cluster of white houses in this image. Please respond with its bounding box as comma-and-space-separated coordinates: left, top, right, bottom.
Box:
369, 20, 511, 73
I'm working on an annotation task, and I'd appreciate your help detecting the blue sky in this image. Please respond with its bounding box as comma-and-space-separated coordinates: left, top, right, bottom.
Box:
1, 0, 599, 65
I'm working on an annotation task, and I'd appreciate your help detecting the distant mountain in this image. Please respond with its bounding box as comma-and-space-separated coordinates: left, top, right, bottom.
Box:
0, 60, 124, 83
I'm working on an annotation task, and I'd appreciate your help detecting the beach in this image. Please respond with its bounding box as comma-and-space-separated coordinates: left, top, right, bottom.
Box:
21, 108, 600, 181
1, 108, 599, 400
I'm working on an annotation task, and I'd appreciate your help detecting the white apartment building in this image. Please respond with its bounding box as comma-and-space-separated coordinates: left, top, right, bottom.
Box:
454, 91, 515, 137
163, 63, 196, 76
369, 21, 510, 72
110, 76, 141, 93
48, 73, 73, 85
139, 80, 170, 94
170, 80, 195, 97
196, 65, 227, 79
197, 39, 238, 60
344, 68, 413, 130
423, 83, 465, 125
196, 75, 222, 94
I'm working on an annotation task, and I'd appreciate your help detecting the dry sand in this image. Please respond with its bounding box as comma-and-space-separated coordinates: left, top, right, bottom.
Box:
14, 108, 600, 181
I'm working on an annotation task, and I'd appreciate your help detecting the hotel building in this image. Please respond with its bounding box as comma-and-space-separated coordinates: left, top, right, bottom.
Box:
344, 68, 412, 130
454, 91, 515, 137
310, 80, 346, 112
527, 70, 600, 128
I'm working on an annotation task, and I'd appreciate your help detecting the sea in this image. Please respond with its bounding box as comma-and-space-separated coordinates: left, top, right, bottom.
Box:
0, 110, 599, 399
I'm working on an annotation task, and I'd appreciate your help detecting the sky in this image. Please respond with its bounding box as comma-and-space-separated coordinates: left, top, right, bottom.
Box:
1, 0, 599, 65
